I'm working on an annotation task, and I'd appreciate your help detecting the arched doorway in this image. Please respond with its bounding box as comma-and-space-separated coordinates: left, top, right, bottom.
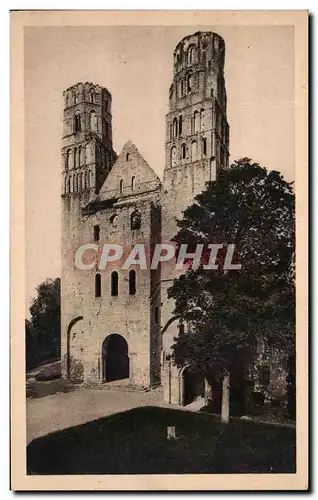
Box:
102, 334, 129, 382
181, 367, 205, 406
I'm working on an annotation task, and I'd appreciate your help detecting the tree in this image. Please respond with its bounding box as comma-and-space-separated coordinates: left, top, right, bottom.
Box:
169, 159, 295, 422
26, 277, 61, 370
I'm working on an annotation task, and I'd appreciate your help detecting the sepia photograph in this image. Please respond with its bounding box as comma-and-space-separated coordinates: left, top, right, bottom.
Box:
11, 10, 308, 491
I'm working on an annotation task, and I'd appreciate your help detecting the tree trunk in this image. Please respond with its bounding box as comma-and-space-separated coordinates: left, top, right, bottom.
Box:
221, 370, 230, 423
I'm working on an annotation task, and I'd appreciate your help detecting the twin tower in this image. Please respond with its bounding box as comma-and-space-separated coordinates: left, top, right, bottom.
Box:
61, 31, 229, 203
61, 31, 230, 403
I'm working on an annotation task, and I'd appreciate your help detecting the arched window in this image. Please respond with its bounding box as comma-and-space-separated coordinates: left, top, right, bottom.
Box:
90, 90, 95, 103
202, 137, 207, 156
76, 173, 80, 191
65, 149, 71, 170
110, 214, 118, 227
171, 146, 177, 167
68, 176, 71, 193
181, 143, 186, 160
187, 46, 195, 65
126, 153, 130, 161
74, 111, 81, 132
78, 145, 82, 166
191, 141, 197, 162
131, 176, 136, 190
130, 210, 141, 230
73, 147, 77, 168
129, 270, 136, 295
84, 171, 87, 189
90, 110, 98, 132
179, 115, 182, 135
179, 323, 185, 335
111, 271, 118, 297
119, 179, 123, 194
81, 172, 84, 190
194, 111, 200, 133
88, 170, 91, 188
95, 273, 101, 298
173, 117, 178, 138
72, 175, 75, 192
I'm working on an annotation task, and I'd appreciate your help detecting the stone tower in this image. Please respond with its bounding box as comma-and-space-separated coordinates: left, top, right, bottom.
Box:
161, 32, 230, 404
60, 82, 116, 380
61, 82, 116, 198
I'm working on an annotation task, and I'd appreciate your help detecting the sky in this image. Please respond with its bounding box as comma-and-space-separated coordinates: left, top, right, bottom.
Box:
25, 25, 294, 312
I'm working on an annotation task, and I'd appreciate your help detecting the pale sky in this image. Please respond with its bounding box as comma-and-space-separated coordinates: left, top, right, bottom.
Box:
25, 25, 294, 312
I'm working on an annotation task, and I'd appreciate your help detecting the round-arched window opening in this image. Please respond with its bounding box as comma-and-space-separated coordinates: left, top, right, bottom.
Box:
110, 214, 118, 227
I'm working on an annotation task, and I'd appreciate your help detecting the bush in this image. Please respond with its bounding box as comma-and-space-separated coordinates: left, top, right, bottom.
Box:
35, 362, 61, 381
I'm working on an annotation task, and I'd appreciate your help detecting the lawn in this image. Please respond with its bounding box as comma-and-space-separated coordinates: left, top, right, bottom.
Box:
27, 406, 296, 475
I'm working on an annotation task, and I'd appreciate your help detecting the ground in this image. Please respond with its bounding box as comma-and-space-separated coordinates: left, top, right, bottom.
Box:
27, 380, 296, 475
27, 383, 163, 443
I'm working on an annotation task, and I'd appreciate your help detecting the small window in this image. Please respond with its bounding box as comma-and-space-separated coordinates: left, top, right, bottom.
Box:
129, 270, 136, 295
95, 273, 101, 298
179, 115, 182, 135
65, 149, 71, 170
73, 147, 77, 168
90, 90, 95, 103
155, 306, 159, 324
181, 143, 186, 160
259, 365, 270, 386
74, 111, 81, 133
111, 271, 118, 297
202, 138, 207, 156
119, 179, 123, 194
94, 225, 100, 242
110, 214, 118, 227
126, 152, 130, 161
130, 210, 141, 230
131, 176, 136, 190
179, 323, 185, 335
173, 118, 178, 138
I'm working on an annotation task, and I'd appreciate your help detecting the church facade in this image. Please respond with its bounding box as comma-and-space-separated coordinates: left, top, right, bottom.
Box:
61, 31, 289, 410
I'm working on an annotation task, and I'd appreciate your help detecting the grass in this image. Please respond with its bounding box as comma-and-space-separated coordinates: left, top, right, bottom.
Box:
27, 406, 296, 475
26, 378, 77, 399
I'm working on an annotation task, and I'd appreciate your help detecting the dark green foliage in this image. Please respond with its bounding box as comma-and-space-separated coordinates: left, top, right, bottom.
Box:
26, 278, 61, 371
27, 406, 296, 474
169, 159, 295, 375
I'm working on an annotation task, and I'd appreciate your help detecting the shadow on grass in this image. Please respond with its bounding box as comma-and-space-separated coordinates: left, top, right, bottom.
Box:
26, 378, 78, 399
27, 406, 296, 475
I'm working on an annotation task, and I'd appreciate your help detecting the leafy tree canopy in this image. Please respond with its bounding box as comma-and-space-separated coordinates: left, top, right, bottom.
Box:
169, 159, 295, 375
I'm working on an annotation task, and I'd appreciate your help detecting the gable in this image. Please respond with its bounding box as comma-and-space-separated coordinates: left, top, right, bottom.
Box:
99, 141, 161, 201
